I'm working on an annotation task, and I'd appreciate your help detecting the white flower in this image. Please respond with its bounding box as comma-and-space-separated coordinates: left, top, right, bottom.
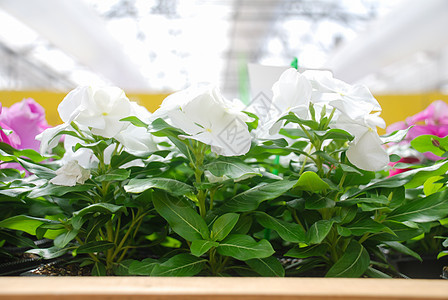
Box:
345, 129, 389, 172
331, 113, 388, 171
49, 160, 90, 186
154, 85, 252, 156
115, 102, 159, 155
58, 86, 131, 138
36, 123, 70, 154
303, 70, 381, 119
272, 68, 312, 114
265, 69, 312, 135
61, 135, 99, 169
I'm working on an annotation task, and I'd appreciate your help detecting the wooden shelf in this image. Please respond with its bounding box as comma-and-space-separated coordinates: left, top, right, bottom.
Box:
0, 277, 447, 300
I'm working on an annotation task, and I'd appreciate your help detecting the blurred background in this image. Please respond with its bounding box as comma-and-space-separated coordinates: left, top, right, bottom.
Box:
0, 0, 447, 127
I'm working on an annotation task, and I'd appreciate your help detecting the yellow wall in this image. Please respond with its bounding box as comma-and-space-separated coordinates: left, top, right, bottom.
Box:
375, 92, 448, 134
0, 90, 169, 126
1, 90, 447, 133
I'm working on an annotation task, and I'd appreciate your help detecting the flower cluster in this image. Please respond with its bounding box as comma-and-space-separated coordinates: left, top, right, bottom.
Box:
37, 86, 158, 171
261, 68, 388, 171
5, 66, 445, 279
387, 100, 448, 161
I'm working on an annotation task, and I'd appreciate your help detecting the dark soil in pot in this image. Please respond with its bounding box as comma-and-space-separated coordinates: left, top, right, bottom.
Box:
391, 254, 448, 279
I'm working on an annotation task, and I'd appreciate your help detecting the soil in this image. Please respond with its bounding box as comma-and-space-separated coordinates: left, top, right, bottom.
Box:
27, 261, 91, 276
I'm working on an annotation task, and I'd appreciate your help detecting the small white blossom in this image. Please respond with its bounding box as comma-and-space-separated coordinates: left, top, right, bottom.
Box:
154, 85, 252, 156
58, 86, 131, 138
50, 160, 90, 187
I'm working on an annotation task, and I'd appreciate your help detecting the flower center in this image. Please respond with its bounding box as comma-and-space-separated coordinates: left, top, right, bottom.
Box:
102, 112, 108, 116
206, 128, 212, 133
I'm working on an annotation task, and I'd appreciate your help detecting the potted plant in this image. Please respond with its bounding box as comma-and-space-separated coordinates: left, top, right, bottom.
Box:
0, 67, 448, 280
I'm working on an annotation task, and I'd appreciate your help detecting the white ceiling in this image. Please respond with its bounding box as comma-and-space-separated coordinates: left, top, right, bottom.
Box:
1, 0, 434, 99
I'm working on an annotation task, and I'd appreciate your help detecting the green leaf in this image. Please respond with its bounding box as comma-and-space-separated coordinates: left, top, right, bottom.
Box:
217, 234, 274, 261
423, 175, 445, 196
437, 251, 448, 259
219, 179, 296, 213
285, 244, 329, 258
403, 161, 448, 189
120, 116, 148, 128
325, 240, 370, 278
338, 196, 389, 207
190, 240, 219, 257
279, 128, 308, 139
151, 253, 206, 276
54, 230, 78, 248
364, 267, 392, 278
278, 113, 319, 130
113, 259, 134, 276
231, 215, 253, 235
0, 142, 49, 163
128, 258, 159, 275
246, 256, 285, 277
211, 213, 239, 242
92, 261, 107, 276
306, 220, 334, 244
26, 246, 68, 259
411, 134, 448, 157
28, 183, 94, 198
204, 159, 260, 180
317, 129, 353, 141
71, 203, 124, 230
381, 127, 412, 144
0, 215, 54, 235
383, 241, 422, 262
77, 241, 115, 254
388, 190, 448, 223
344, 218, 395, 236
152, 190, 209, 241
0, 231, 36, 248
375, 221, 424, 241
305, 195, 335, 210
294, 171, 330, 192
95, 169, 131, 182
110, 151, 141, 168
150, 118, 185, 137
255, 212, 305, 243
350, 161, 448, 196
85, 215, 110, 243
125, 178, 194, 196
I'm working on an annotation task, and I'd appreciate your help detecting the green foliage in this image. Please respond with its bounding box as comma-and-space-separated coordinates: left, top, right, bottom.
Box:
2, 99, 448, 279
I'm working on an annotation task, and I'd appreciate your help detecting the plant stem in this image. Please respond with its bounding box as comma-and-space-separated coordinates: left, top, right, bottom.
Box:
291, 209, 306, 232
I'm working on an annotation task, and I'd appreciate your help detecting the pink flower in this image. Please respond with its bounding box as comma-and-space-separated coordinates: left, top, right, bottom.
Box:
386, 100, 448, 161
406, 100, 448, 126
386, 121, 409, 134
0, 104, 20, 148
0, 98, 50, 151
388, 156, 421, 176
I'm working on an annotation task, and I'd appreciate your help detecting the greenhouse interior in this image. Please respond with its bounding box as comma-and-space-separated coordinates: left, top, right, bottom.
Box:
0, 0, 448, 298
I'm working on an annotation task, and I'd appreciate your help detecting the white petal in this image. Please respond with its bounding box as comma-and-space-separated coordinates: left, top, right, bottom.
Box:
49, 160, 90, 186
115, 125, 158, 155
57, 86, 88, 123
50, 173, 77, 187
346, 130, 389, 171
36, 123, 70, 154
272, 68, 312, 111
